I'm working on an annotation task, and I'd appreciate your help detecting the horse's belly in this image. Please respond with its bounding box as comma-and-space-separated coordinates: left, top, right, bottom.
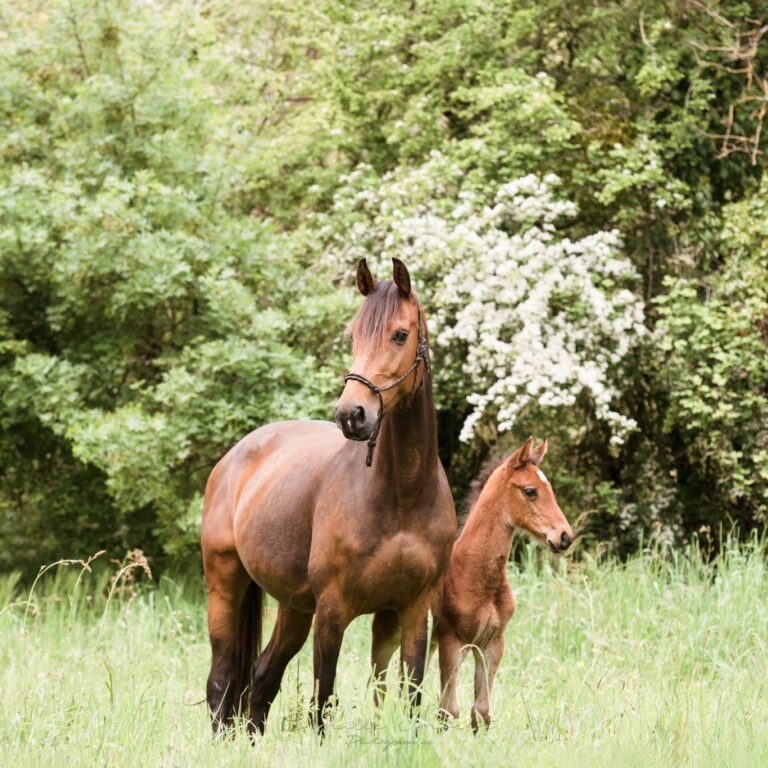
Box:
234, 533, 311, 610
247, 564, 316, 613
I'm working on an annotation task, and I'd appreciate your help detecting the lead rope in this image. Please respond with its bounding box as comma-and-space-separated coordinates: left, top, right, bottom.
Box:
343, 306, 429, 467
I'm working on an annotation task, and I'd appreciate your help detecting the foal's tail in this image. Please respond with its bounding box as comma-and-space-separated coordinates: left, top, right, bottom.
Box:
233, 580, 264, 711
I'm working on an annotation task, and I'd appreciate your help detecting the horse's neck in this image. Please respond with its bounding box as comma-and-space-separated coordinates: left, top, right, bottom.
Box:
454, 480, 514, 584
371, 373, 439, 504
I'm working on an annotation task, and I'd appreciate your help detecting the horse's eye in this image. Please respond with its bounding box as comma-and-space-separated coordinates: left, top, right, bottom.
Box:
392, 329, 409, 344
523, 487, 538, 499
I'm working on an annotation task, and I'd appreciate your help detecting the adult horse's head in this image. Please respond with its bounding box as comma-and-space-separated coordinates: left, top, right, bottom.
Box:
500, 437, 573, 553
335, 258, 429, 454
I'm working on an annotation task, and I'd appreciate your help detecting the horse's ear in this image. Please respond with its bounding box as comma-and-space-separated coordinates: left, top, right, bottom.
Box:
528, 438, 548, 466
508, 436, 534, 469
392, 257, 411, 298
356, 258, 376, 296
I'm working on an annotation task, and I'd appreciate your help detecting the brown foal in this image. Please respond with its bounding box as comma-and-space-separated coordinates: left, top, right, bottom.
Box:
433, 436, 573, 732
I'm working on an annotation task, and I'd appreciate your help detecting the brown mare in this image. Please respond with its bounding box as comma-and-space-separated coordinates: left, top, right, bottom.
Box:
433, 437, 573, 731
201, 258, 456, 734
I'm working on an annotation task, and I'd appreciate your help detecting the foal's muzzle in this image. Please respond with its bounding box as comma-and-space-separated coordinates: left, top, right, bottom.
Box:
335, 403, 375, 441
547, 530, 573, 553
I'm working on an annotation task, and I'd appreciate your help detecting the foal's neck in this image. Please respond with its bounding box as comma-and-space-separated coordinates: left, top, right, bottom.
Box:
455, 476, 514, 582
373, 370, 439, 503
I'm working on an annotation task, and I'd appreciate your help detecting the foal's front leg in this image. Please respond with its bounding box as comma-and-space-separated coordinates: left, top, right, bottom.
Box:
471, 636, 504, 732
438, 632, 466, 722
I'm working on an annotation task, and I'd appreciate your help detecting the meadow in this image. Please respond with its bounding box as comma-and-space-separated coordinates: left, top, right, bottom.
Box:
1, 538, 767, 768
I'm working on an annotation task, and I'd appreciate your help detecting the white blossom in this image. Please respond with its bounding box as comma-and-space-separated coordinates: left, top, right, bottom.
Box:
321, 154, 645, 444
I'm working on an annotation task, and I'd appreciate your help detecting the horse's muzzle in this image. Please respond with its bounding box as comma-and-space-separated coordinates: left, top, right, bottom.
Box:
335, 404, 375, 441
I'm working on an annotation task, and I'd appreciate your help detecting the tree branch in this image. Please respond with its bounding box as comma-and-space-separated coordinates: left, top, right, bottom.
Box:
689, 1, 768, 164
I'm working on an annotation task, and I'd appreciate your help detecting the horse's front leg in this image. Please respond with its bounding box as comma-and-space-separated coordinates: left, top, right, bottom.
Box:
371, 609, 401, 705
398, 596, 430, 708
312, 594, 352, 731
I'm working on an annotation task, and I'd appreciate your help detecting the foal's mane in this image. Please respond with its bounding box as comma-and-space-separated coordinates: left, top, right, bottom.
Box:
348, 280, 411, 347
462, 453, 509, 519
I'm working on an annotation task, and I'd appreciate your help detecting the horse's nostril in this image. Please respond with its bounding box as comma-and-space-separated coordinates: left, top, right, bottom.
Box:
560, 531, 572, 550
352, 405, 366, 429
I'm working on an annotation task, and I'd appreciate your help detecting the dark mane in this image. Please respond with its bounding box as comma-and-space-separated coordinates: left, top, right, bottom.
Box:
455, 453, 508, 537
463, 454, 508, 519
348, 280, 404, 347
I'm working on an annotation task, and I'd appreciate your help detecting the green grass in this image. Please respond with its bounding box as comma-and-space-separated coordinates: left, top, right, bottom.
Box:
1, 538, 767, 767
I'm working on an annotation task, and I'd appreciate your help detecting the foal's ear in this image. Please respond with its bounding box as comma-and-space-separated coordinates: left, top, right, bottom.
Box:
356, 258, 376, 296
528, 438, 548, 466
392, 257, 411, 298
509, 436, 535, 469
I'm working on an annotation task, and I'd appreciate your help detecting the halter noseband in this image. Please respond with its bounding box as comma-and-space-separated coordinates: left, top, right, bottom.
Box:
343, 305, 430, 467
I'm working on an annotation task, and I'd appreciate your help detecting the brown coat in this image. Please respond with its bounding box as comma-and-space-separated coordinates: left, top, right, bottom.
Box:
433, 437, 572, 731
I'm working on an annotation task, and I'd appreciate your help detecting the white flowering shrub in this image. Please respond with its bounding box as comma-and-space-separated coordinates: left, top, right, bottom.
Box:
322, 155, 646, 445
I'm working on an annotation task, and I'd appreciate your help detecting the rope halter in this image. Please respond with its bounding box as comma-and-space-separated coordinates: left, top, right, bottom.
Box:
342, 305, 430, 467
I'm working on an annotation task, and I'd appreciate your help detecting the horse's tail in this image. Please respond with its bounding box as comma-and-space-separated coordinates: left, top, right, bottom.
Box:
233, 580, 264, 713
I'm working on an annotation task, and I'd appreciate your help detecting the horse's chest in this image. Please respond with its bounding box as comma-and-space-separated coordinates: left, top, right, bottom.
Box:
345, 530, 445, 609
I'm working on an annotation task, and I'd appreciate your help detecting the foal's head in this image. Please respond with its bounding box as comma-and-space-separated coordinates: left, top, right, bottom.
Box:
490, 437, 573, 552
335, 258, 428, 441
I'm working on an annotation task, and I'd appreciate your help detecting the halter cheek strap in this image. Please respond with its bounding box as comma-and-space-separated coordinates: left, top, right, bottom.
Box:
343, 306, 430, 467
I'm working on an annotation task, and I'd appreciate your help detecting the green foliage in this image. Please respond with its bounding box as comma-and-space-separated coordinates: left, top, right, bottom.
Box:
0, 0, 346, 570
655, 175, 768, 528
0, 0, 766, 571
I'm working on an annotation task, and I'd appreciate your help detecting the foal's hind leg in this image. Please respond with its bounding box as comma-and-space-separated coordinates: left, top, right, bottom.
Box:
204, 550, 251, 732
371, 609, 401, 705
470, 636, 504, 733
248, 604, 313, 735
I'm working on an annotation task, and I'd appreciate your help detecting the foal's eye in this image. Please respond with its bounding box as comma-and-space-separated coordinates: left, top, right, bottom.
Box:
523, 487, 538, 499
392, 329, 409, 344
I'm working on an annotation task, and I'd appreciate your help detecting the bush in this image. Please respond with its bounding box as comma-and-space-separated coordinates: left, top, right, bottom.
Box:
0, 0, 765, 573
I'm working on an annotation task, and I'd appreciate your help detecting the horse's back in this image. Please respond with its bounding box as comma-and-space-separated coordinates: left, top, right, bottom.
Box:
203, 419, 344, 535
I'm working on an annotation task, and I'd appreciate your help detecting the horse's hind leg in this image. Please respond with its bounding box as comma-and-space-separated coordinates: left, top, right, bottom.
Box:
204, 549, 251, 733
248, 604, 313, 736
371, 609, 401, 705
